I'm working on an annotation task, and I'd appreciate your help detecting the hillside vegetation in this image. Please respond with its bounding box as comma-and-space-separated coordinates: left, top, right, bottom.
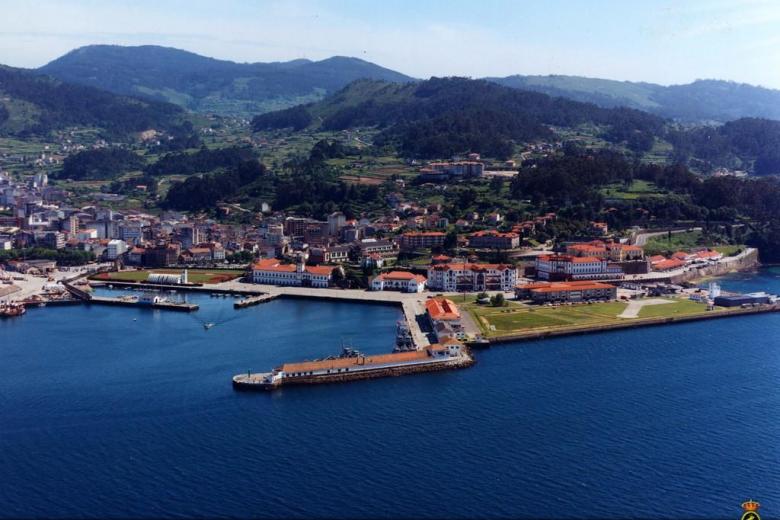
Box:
40, 45, 415, 115
253, 77, 665, 159
489, 75, 780, 123
0, 65, 190, 138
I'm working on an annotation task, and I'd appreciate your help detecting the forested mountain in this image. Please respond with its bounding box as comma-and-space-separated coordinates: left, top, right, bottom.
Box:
488, 75, 780, 123
668, 118, 780, 175
253, 77, 666, 159
0, 65, 191, 138
40, 45, 415, 115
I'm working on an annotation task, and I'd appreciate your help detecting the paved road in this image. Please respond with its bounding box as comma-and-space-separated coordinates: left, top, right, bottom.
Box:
632, 227, 701, 246
618, 298, 672, 319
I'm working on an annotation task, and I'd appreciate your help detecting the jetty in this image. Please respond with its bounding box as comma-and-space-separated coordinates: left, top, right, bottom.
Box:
233, 341, 473, 391
88, 295, 198, 311
234, 293, 278, 308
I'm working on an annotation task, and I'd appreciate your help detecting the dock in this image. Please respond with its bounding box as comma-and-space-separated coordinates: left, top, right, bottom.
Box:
89, 296, 199, 311
234, 293, 278, 308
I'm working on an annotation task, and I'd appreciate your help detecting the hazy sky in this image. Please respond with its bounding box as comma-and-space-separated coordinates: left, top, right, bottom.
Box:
2, 0, 780, 87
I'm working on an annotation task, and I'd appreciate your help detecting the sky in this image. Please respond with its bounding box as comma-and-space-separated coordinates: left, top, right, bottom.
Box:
2, 0, 780, 88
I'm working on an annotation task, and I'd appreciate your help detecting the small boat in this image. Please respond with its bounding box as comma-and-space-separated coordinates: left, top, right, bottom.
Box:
204, 322, 215, 330
0, 303, 26, 318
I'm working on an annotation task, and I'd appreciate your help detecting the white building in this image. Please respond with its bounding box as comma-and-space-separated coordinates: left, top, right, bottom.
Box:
370, 271, 427, 293
106, 239, 128, 260
535, 255, 623, 281
250, 259, 337, 288
427, 263, 518, 292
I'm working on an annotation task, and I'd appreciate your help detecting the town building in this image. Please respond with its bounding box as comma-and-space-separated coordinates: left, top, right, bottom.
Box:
468, 230, 520, 249
515, 281, 617, 303
370, 271, 427, 293
418, 161, 484, 181
535, 254, 623, 281
309, 244, 351, 264
566, 240, 644, 261
427, 262, 518, 292
399, 231, 446, 251
106, 239, 128, 260
250, 259, 337, 288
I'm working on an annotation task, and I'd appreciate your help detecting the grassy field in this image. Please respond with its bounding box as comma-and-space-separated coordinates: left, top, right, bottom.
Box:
601, 179, 666, 200
636, 299, 715, 318
644, 230, 744, 256
94, 269, 242, 284
467, 297, 724, 337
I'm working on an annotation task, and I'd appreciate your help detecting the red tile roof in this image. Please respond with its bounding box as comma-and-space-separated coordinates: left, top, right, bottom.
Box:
426, 297, 461, 321
518, 281, 615, 293
376, 271, 427, 283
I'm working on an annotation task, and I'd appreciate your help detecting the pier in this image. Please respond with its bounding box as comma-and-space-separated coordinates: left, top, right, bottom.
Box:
234, 293, 278, 308
88, 295, 199, 312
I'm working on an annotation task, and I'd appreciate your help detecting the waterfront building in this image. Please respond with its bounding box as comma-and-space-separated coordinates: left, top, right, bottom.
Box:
250, 259, 337, 287
652, 258, 686, 271
467, 230, 520, 249
399, 231, 446, 251
535, 254, 623, 281
427, 262, 518, 292
515, 281, 617, 303
425, 297, 464, 341
370, 271, 427, 293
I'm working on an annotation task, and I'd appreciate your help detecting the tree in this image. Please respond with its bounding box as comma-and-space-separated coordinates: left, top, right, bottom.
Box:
490, 293, 505, 307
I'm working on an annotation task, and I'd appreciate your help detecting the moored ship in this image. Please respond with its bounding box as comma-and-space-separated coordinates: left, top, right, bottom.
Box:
233, 340, 473, 391
0, 303, 27, 318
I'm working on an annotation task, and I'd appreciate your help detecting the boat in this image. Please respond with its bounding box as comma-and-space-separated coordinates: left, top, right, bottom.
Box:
204, 322, 215, 330
393, 320, 415, 352
232, 340, 474, 391
0, 303, 27, 318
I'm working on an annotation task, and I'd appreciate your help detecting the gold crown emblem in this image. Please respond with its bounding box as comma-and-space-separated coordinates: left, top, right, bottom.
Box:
742, 500, 760, 512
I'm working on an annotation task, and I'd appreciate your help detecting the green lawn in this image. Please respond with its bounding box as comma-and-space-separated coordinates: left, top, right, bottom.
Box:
601, 179, 666, 200
467, 300, 630, 336
468, 297, 732, 337
636, 299, 717, 318
644, 230, 744, 257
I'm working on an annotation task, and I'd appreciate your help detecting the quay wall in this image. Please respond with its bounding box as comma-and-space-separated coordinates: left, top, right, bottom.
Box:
235, 356, 475, 391
488, 303, 780, 345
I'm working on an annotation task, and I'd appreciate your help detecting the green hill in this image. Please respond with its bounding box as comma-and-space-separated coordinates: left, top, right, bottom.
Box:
253, 77, 666, 159
487, 75, 780, 123
39, 45, 415, 116
0, 64, 190, 138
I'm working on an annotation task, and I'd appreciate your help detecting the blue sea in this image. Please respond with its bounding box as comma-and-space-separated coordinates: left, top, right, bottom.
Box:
2, 269, 780, 519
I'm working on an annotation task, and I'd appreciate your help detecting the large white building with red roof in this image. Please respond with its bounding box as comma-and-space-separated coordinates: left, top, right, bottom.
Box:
250, 259, 337, 288
370, 271, 427, 293
535, 254, 624, 281
427, 262, 518, 292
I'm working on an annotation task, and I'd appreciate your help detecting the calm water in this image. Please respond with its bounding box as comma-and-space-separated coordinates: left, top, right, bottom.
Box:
2, 270, 780, 519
